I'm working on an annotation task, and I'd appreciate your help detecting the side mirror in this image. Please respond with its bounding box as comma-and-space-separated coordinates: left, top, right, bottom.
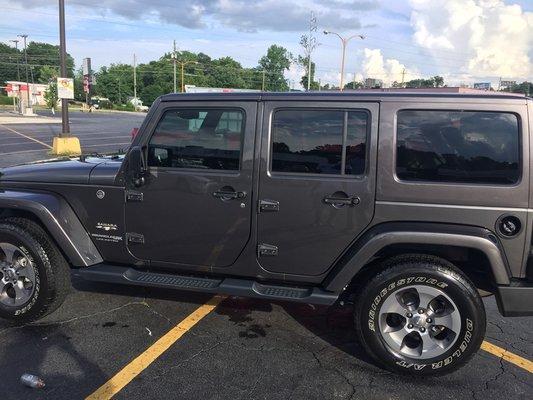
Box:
128, 146, 145, 187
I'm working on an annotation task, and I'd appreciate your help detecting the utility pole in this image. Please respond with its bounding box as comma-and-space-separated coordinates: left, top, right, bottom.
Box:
352, 73, 356, 89
401, 68, 406, 88
262, 70, 266, 91
323, 31, 365, 91
17, 34, 31, 115
133, 53, 137, 104
58, 0, 69, 135
172, 40, 177, 93
51, 0, 81, 155
9, 40, 21, 81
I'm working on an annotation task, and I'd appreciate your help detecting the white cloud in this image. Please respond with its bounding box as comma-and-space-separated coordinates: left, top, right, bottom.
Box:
409, 0, 533, 79
360, 48, 420, 85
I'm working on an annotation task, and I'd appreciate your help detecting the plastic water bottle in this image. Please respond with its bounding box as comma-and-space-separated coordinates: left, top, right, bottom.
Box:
20, 374, 45, 389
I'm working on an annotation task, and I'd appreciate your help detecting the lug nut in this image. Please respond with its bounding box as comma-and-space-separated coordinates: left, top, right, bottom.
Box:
407, 323, 414, 329
406, 312, 413, 318
420, 327, 426, 333
418, 309, 424, 314
426, 318, 432, 323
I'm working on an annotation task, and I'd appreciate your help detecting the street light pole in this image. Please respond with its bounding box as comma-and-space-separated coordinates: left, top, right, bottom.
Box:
323, 31, 364, 91
58, 0, 69, 136
17, 34, 31, 114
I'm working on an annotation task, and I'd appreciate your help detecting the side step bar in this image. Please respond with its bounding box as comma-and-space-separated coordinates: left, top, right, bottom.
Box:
78, 264, 338, 306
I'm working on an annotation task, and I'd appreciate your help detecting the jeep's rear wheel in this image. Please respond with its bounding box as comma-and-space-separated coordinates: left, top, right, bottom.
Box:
354, 254, 486, 376
0, 218, 71, 323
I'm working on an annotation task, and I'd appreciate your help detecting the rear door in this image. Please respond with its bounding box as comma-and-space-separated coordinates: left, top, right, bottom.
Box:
125, 101, 256, 268
257, 101, 379, 276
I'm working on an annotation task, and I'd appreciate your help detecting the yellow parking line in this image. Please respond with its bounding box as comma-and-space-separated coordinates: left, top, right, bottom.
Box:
481, 340, 533, 373
0, 124, 52, 149
85, 295, 225, 400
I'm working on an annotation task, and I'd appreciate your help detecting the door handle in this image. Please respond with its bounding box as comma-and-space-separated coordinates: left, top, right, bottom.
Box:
213, 188, 247, 201
323, 194, 360, 208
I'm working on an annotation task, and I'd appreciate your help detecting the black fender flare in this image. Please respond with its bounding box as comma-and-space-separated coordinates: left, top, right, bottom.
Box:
0, 189, 103, 267
323, 222, 511, 292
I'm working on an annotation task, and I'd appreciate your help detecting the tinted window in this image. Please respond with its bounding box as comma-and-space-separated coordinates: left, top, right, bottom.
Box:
345, 112, 368, 175
148, 108, 243, 170
396, 110, 519, 184
271, 110, 368, 175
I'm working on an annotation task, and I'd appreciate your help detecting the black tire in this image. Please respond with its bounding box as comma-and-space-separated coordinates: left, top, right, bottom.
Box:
353, 254, 486, 376
0, 217, 71, 323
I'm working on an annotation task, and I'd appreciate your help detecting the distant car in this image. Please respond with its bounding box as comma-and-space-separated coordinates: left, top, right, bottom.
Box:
0, 91, 532, 377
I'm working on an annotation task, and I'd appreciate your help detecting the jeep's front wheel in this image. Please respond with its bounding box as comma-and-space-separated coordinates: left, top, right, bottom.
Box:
354, 254, 486, 376
0, 218, 71, 323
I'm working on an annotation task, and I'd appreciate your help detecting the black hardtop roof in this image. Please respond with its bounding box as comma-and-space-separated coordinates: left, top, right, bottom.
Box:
160, 90, 529, 102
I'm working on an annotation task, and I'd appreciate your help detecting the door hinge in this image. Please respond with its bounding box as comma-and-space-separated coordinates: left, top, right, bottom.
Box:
126, 190, 144, 202
127, 232, 145, 244
259, 199, 279, 213
258, 243, 278, 257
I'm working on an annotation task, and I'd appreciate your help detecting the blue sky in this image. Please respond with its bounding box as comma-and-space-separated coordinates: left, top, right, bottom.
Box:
1, 0, 531, 88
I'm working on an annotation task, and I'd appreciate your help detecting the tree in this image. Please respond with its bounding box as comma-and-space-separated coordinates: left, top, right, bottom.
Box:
405, 76, 445, 88
92, 64, 134, 104
0, 42, 22, 84
26, 42, 74, 82
298, 33, 320, 91
343, 80, 364, 90
140, 84, 163, 106
208, 57, 246, 88
43, 82, 58, 110
433, 75, 444, 87
258, 45, 292, 91
297, 56, 320, 90
503, 81, 532, 96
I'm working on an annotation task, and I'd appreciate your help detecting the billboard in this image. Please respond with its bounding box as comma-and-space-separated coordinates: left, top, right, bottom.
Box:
500, 80, 516, 88
473, 82, 491, 90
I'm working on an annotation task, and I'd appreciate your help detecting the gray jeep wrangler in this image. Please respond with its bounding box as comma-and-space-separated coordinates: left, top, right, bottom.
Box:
0, 91, 531, 376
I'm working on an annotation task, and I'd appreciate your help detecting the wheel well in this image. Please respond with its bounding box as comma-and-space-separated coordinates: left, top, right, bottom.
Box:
0, 208, 72, 266
345, 244, 496, 297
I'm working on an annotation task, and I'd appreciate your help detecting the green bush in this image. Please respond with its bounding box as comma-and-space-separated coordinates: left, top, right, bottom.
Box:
113, 103, 135, 112
0, 95, 14, 105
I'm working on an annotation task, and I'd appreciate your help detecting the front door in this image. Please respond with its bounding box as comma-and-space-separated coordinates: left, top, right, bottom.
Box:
257, 101, 378, 276
126, 101, 256, 268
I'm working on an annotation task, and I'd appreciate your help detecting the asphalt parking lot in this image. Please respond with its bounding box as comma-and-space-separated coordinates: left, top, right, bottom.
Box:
0, 109, 145, 168
0, 277, 531, 400
0, 109, 531, 399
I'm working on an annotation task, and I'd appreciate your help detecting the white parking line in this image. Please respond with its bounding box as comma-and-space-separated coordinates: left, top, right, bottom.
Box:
0, 124, 52, 149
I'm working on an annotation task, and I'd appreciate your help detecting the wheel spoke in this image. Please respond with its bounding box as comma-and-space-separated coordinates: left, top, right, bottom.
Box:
12, 282, 31, 302
15, 262, 35, 282
0, 243, 17, 264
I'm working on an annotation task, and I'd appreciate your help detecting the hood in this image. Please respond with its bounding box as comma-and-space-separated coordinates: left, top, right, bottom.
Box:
0, 156, 124, 185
